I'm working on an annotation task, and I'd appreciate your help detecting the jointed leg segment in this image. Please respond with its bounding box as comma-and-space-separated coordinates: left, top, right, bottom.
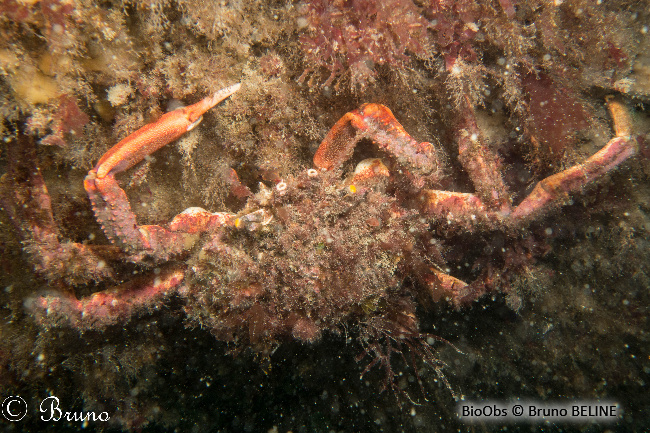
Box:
312, 98, 638, 232
84, 84, 240, 259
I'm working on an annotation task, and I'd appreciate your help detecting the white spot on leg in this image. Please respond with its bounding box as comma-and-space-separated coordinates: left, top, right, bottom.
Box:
186, 116, 203, 131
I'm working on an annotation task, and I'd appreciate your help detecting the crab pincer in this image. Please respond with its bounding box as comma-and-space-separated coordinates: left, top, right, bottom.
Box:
93, 83, 241, 179
84, 84, 240, 257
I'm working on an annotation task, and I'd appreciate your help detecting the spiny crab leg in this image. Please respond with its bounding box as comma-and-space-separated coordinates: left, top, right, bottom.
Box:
456, 95, 512, 212
417, 190, 494, 230
0, 134, 122, 285
314, 98, 638, 234
422, 97, 638, 230
422, 268, 485, 308
510, 97, 637, 224
84, 84, 240, 258
28, 267, 186, 330
313, 103, 443, 186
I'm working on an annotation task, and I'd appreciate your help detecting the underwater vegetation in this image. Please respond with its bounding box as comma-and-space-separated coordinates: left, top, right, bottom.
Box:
0, 0, 648, 431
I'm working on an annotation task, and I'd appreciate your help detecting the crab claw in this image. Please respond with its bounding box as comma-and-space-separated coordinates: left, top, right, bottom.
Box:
94, 83, 241, 179
313, 103, 439, 175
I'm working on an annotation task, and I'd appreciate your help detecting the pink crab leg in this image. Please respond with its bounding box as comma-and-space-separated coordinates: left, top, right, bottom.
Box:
94, 83, 241, 179
86, 172, 235, 257
456, 95, 512, 212
418, 189, 499, 230
510, 97, 638, 225
421, 268, 486, 308
313, 103, 443, 185
85, 84, 240, 257
0, 133, 122, 284
27, 267, 185, 330
419, 98, 512, 230
421, 97, 638, 231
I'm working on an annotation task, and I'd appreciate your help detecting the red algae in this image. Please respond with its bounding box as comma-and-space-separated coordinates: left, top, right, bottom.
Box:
523, 73, 589, 157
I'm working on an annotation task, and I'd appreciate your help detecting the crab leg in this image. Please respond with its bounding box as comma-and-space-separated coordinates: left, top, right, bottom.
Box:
510, 98, 637, 225
94, 83, 241, 178
418, 189, 499, 231
313, 103, 443, 186
84, 84, 240, 258
0, 133, 122, 285
421, 268, 487, 308
418, 97, 514, 231
27, 267, 186, 330
456, 96, 512, 212
422, 98, 637, 230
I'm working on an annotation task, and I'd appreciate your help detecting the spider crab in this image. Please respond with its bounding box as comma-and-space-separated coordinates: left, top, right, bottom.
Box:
3, 84, 638, 368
